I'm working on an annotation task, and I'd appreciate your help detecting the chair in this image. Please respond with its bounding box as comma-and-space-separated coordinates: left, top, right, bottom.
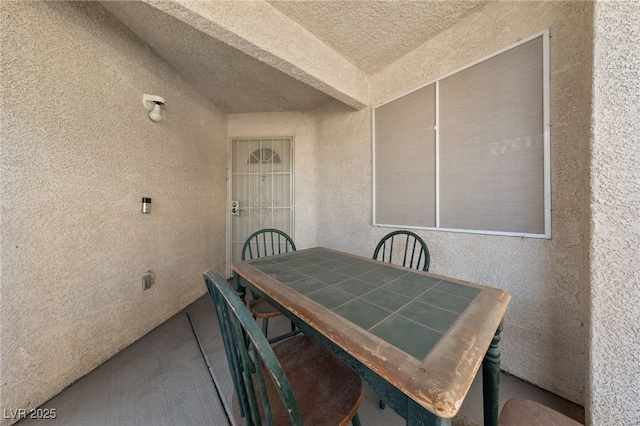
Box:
499, 398, 582, 426
373, 230, 430, 271
374, 230, 430, 409
241, 228, 299, 343
204, 269, 363, 426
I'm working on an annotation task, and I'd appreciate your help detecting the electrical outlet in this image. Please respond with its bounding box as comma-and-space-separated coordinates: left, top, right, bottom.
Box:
141, 272, 154, 290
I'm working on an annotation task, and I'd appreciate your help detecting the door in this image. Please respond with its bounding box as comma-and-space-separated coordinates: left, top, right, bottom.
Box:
228, 137, 294, 275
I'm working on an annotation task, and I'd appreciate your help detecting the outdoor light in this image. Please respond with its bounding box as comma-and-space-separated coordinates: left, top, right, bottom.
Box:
142, 94, 165, 122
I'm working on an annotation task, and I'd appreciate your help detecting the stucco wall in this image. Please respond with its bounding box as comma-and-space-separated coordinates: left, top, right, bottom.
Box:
589, 2, 640, 424
314, 1, 592, 405
227, 112, 319, 257
0, 2, 227, 422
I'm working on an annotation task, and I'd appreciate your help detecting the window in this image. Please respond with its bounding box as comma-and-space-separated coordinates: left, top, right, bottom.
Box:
373, 31, 550, 238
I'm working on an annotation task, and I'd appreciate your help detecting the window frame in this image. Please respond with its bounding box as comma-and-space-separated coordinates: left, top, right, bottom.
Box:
372, 30, 551, 239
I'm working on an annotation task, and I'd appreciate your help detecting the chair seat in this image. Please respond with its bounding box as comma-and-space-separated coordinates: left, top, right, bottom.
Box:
232, 335, 363, 425
241, 228, 297, 341
499, 398, 582, 426
249, 297, 281, 319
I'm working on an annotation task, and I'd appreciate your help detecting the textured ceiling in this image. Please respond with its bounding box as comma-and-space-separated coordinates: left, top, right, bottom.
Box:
100, 1, 334, 114
267, 0, 488, 75
100, 0, 490, 113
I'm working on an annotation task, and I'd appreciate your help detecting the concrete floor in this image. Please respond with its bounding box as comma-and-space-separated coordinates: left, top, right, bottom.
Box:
18, 294, 584, 426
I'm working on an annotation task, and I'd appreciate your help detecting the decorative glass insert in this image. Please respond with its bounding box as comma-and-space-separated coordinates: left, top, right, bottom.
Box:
247, 147, 282, 164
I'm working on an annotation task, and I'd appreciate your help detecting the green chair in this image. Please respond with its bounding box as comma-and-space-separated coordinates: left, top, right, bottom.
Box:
373, 230, 430, 271
374, 230, 430, 409
242, 228, 297, 261
204, 269, 363, 426
241, 228, 299, 343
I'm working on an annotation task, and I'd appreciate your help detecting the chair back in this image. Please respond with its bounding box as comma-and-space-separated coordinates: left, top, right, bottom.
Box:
373, 230, 430, 271
241, 229, 296, 260
203, 269, 303, 425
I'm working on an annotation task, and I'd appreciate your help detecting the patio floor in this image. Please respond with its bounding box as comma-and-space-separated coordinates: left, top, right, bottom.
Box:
17, 294, 584, 426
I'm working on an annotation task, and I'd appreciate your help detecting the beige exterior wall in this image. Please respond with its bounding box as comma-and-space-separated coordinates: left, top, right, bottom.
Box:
589, 2, 640, 425
314, 2, 593, 405
0, 2, 227, 421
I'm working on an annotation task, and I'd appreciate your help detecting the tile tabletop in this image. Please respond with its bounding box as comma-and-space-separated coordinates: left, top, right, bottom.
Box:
248, 249, 480, 360
233, 247, 510, 418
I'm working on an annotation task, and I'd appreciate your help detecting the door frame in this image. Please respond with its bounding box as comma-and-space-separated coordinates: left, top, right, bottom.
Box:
226, 136, 295, 277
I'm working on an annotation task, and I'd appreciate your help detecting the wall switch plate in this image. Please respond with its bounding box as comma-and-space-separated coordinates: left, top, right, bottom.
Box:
141, 273, 154, 290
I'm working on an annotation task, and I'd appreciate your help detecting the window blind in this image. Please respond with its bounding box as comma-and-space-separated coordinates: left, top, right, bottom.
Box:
373, 32, 548, 237
374, 84, 436, 227
439, 37, 544, 234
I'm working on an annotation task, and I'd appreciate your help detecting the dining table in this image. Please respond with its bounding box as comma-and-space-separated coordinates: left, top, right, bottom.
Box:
232, 247, 511, 426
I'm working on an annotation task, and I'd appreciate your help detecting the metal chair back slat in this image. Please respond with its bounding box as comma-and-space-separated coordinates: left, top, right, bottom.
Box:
204, 269, 304, 425
242, 229, 296, 261
373, 230, 430, 271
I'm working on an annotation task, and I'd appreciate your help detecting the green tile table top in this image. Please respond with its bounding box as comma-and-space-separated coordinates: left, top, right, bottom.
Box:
233, 247, 511, 419
248, 248, 480, 360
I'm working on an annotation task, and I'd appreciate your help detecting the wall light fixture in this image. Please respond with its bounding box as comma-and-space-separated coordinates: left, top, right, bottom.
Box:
143, 94, 165, 122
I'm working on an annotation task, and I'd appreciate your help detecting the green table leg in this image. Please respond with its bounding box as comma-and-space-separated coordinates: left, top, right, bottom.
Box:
482, 320, 503, 426
234, 273, 246, 303
407, 400, 451, 426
